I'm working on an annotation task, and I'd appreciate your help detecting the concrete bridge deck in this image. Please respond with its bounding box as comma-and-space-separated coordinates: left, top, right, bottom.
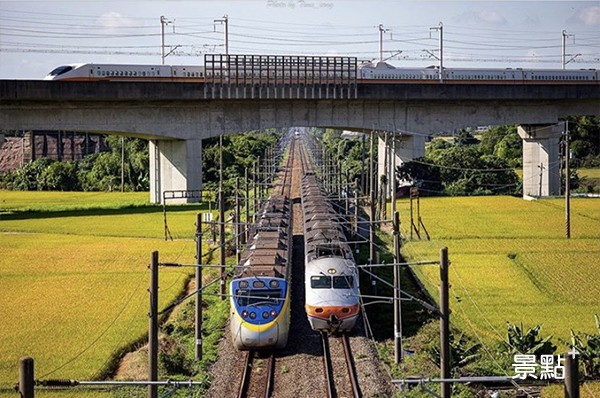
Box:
1, 79, 598, 202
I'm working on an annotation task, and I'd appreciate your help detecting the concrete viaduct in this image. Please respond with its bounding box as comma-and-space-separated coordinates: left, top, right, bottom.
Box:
0, 79, 598, 202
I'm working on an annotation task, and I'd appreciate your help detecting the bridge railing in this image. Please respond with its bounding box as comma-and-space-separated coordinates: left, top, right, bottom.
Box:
203, 54, 357, 99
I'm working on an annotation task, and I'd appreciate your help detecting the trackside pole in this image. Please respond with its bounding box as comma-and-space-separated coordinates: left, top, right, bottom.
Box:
149, 251, 159, 398
393, 211, 403, 363
19, 357, 34, 398
565, 353, 579, 398
195, 214, 203, 361
219, 135, 226, 300
440, 247, 450, 398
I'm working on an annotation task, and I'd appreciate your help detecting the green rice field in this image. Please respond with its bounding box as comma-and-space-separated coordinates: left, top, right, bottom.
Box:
0, 191, 216, 389
395, 195, 600, 360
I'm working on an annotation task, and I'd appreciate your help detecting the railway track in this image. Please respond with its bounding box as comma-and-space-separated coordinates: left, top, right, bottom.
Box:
238, 350, 276, 398
321, 333, 362, 398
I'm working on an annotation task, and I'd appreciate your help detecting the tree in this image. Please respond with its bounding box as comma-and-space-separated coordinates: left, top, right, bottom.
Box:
454, 129, 479, 147
202, 130, 281, 196
39, 161, 79, 191
9, 158, 54, 190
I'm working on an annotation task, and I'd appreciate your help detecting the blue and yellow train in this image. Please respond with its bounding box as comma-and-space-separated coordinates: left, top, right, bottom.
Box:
229, 137, 295, 350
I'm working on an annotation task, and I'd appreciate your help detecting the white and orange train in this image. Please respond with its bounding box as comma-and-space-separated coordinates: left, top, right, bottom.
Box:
45, 60, 599, 84
299, 137, 360, 333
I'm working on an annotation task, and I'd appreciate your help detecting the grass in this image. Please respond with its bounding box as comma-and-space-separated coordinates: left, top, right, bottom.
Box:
579, 168, 600, 180
394, 196, 600, 359
541, 382, 600, 397
0, 191, 223, 392
0, 190, 149, 212
578, 168, 600, 193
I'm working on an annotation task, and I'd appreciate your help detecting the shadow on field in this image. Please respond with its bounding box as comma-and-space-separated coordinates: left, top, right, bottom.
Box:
0, 204, 209, 221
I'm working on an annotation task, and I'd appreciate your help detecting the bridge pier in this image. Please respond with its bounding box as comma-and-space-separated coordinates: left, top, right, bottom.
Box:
378, 132, 426, 199
149, 139, 202, 204
517, 124, 563, 198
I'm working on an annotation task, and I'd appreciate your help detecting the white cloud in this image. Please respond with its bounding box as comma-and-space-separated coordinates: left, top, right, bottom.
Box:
97, 11, 134, 32
478, 10, 506, 25
453, 10, 507, 26
576, 6, 600, 26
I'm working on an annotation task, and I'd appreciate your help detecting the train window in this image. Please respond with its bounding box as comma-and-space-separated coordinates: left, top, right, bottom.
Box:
236, 289, 282, 306
316, 246, 343, 258
48, 65, 73, 76
333, 276, 354, 289
311, 275, 331, 289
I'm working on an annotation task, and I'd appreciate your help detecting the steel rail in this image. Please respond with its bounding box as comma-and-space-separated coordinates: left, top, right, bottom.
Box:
341, 334, 363, 398
237, 350, 255, 398
264, 353, 275, 398
321, 333, 337, 398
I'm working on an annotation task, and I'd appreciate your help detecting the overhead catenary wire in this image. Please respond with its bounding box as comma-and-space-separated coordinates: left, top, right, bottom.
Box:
1, 9, 598, 67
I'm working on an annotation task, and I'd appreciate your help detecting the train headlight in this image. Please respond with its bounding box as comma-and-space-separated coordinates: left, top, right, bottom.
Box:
269, 280, 280, 288
315, 308, 324, 313
262, 311, 270, 319
270, 310, 277, 317
239, 281, 249, 288
242, 310, 249, 318
342, 308, 350, 313
249, 312, 257, 319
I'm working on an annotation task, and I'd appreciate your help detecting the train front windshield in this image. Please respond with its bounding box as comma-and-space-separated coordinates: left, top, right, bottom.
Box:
236, 289, 283, 306
48, 66, 73, 76
310, 275, 354, 289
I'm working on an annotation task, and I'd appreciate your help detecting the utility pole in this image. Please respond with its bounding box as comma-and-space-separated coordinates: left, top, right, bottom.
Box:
219, 135, 226, 300
430, 22, 444, 82
236, 177, 242, 263
378, 24, 389, 62
565, 352, 580, 398
214, 15, 229, 55
195, 214, 203, 360
19, 357, 34, 398
244, 167, 250, 243
562, 30, 576, 70
160, 16, 173, 65
369, 131, 377, 297
538, 162, 545, 197
393, 211, 403, 363
440, 247, 451, 398
120, 136, 125, 192
565, 121, 571, 239
391, 132, 397, 215
361, 134, 366, 193
149, 251, 159, 398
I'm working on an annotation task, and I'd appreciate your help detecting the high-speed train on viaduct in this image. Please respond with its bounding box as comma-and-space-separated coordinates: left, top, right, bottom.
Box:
44, 59, 599, 84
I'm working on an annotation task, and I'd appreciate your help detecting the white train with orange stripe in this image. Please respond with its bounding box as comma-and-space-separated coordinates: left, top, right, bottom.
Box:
300, 139, 360, 333
44, 60, 598, 84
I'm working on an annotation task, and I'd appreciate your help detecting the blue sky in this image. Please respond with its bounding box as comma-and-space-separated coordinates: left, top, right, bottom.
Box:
0, 0, 599, 78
